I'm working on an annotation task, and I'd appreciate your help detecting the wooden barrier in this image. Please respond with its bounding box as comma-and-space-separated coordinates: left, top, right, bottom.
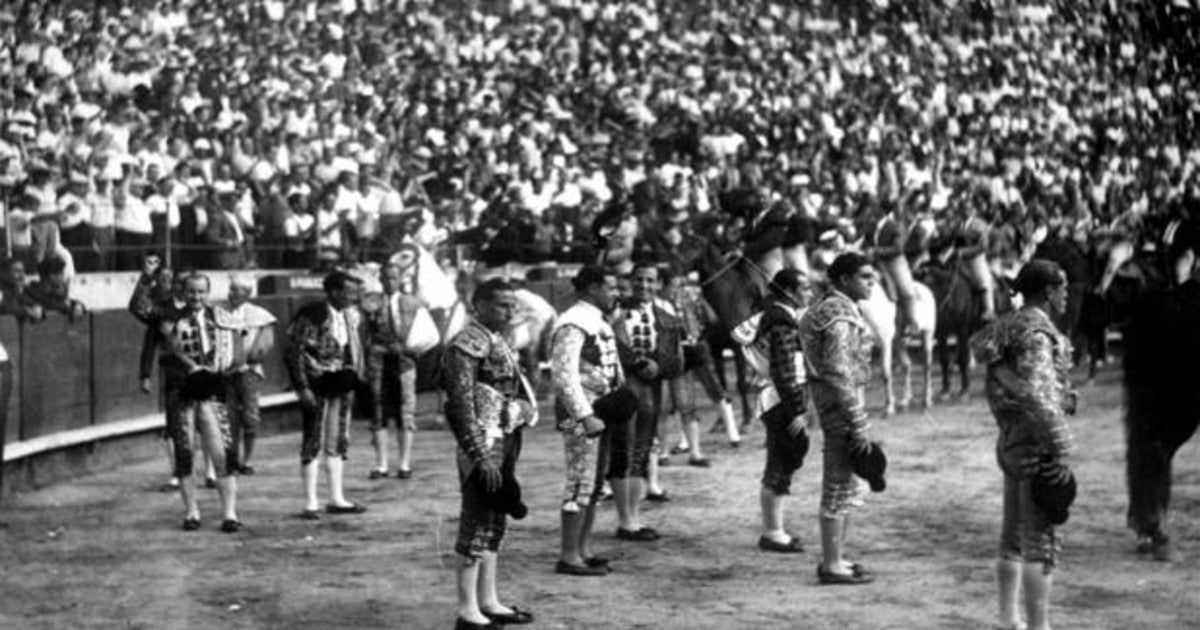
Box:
1, 317, 18, 448
3, 270, 575, 467
21, 315, 92, 440
91, 311, 159, 426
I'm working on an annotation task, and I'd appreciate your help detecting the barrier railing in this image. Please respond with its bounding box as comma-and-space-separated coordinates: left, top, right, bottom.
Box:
1, 275, 574, 466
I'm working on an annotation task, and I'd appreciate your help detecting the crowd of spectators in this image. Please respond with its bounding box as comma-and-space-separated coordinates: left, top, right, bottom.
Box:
0, 0, 1198, 280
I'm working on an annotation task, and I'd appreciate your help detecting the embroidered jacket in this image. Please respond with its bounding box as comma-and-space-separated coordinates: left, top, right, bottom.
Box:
442, 319, 537, 466
551, 300, 624, 426
164, 306, 219, 370
613, 298, 685, 380
758, 300, 808, 416
286, 300, 365, 394
798, 290, 871, 441
971, 305, 1074, 473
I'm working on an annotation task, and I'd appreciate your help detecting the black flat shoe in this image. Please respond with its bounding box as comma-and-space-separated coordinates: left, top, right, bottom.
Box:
454, 617, 498, 630
555, 560, 608, 576
220, 519, 243, 534
204, 477, 217, 489
482, 606, 534, 625
758, 535, 804, 553
396, 469, 413, 479
687, 457, 711, 468
817, 563, 874, 585
582, 555, 610, 567
368, 469, 388, 480
238, 465, 255, 475
645, 491, 670, 503
616, 527, 659, 542
326, 502, 367, 515
299, 509, 320, 521
182, 517, 201, 531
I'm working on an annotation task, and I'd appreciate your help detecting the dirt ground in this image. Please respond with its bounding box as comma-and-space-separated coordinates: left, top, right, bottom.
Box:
1, 366, 1198, 630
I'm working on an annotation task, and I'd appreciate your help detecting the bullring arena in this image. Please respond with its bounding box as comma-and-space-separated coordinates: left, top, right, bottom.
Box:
4, 0, 1200, 628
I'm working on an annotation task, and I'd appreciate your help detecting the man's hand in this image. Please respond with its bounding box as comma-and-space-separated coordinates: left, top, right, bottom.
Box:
1042, 461, 1072, 486
298, 388, 318, 411
637, 359, 659, 380
581, 414, 606, 438
140, 377, 153, 394
476, 458, 502, 493
786, 415, 807, 437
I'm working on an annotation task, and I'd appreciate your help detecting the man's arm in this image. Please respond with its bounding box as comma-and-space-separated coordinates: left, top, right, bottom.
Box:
1013, 330, 1073, 462
128, 278, 160, 325
441, 346, 491, 467
817, 320, 870, 445
285, 316, 315, 394
550, 325, 594, 425
767, 323, 808, 416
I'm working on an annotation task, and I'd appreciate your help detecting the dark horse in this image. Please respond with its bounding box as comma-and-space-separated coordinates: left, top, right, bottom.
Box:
1122, 218, 1200, 561
916, 248, 1012, 399
697, 245, 773, 432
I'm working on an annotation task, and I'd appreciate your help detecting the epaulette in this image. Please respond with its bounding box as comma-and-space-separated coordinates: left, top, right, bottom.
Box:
759, 302, 801, 335
803, 294, 862, 332
449, 321, 492, 359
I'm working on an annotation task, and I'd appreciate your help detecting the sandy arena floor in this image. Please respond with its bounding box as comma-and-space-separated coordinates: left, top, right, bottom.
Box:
1, 368, 1198, 629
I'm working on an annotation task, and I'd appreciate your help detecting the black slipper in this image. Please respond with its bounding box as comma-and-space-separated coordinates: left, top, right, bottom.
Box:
326, 502, 367, 515
299, 509, 321, 521
645, 491, 670, 503
220, 519, 243, 534
817, 563, 874, 585
482, 606, 534, 625
182, 517, 201, 531
583, 555, 610, 567
616, 527, 660, 541
555, 560, 608, 576
758, 535, 804, 553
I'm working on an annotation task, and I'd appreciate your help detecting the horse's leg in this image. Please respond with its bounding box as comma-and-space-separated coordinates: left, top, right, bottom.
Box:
733, 349, 754, 433
956, 326, 971, 399
921, 329, 935, 410
937, 331, 953, 399
879, 331, 895, 417
1126, 412, 1176, 559
896, 333, 913, 411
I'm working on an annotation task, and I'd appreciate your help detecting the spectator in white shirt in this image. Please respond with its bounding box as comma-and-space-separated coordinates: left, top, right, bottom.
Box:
114, 179, 155, 270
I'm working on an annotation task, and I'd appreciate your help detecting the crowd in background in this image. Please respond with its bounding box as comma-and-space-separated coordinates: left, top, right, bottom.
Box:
0, 0, 1198, 283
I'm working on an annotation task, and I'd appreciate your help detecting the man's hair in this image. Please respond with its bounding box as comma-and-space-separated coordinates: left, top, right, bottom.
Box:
769, 268, 809, 300
828, 252, 872, 285
183, 272, 211, 290
630, 260, 660, 277
323, 269, 363, 294
472, 277, 515, 305
1014, 259, 1067, 298
571, 265, 612, 293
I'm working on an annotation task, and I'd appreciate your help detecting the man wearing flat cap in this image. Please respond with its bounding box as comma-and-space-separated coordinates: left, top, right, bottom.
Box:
971, 259, 1075, 630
